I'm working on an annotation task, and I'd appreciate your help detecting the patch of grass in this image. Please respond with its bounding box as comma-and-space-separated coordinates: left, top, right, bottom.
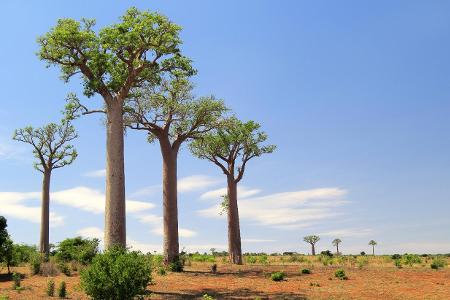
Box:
334, 269, 348, 280
301, 268, 311, 274
157, 267, 167, 276
270, 271, 286, 281
431, 257, 447, 270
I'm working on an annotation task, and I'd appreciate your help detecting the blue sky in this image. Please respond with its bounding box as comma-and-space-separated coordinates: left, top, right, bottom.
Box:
1, 0, 449, 254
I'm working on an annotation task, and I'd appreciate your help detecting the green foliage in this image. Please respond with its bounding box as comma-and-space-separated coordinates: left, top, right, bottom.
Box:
190, 117, 276, 183
335, 269, 348, 280
321, 250, 333, 257
58, 262, 71, 276
319, 255, 334, 266
391, 254, 402, 260
11, 244, 38, 266
11, 273, 21, 289
189, 254, 215, 263
13, 122, 78, 173
47, 279, 55, 296
168, 259, 184, 272
246, 256, 257, 264
270, 271, 286, 281
304, 235, 320, 245
57, 281, 67, 298
157, 267, 167, 276
357, 256, 369, 269
55, 237, 99, 265
301, 268, 311, 274
258, 254, 269, 265
360, 251, 366, 256
30, 255, 42, 275
80, 247, 152, 300
401, 254, 422, 266
202, 294, 215, 300
38, 7, 195, 100
0, 217, 14, 273
394, 259, 402, 269
430, 257, 447, 270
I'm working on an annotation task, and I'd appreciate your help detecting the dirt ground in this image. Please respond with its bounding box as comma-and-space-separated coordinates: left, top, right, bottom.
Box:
1, 260, 449, 299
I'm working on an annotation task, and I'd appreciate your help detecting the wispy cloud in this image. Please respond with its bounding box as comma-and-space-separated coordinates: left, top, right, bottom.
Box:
200, 186, 261, 201
150, 226, 197, 238
178, 175, 220, 193
198, 187, 348, 230
77, 226, 103, 239
319, 228, 374, 238
83, 169, 106, 178
242, 239, 276, 243
0, 140, 27, 161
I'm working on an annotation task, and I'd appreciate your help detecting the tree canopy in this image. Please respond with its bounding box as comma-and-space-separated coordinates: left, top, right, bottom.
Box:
190, 116, 276, 182
13, 121, 78, 173
38, 7, 195, 103
304, 235, 320, 245
332, 238, 342, 246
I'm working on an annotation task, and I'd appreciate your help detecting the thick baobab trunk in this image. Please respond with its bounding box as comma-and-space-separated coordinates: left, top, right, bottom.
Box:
104, 100, 126, 249
311, 244, 316, 256
160, 140, 179, 264
336, 244, 339, 253
227, 176, 242, 265
372, 246, 375, 256
40, 169, 51, 259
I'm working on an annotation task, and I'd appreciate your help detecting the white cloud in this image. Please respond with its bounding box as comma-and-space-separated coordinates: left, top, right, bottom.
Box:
200, 186, 261, 201
242, 239, 276, 243
151, 226, 197, 238
51, 187, 154, 214
178, 175, 220, 193
77, 226, 103, 239
128, 239, 162, 253
198, 187, 348, 230
131, 184, 161, 198
319, 228, 374, 238
83, 169, 106, 178
0, 141, 27, 161
136, 214, 163, 224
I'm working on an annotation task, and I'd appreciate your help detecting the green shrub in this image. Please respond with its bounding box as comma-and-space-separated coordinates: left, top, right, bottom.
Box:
11, 273, 21, 289
151, 255, 164, 267
431, 257, 447, 270
402, 254, 422, 266
11, 244, 38, 266
47, 279, 55, 296
357, 256, 369, 269
29, 256, 41, 275
360, 251, 366, 256
334, 269, 348, 280
394, 259, 402, 268
270, 271, 286, 281
158, 267, 167, 276
202, 294, 215, 300
301, 268, 311, 274
258, 254, 269, 265
190, 254, 215, 263
309, 282, 320, 287
57, 281, 67, 298
55, 237, 99, 265
80, 247, 152, 300
168, 258, 184, 272
391, 254, 401, 260
246, 256, 257, 264
321, 250, 333, 257
58, 262, 71, 276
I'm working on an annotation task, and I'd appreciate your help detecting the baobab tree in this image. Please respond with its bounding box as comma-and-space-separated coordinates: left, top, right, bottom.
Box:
304, 235, 320, 256
13, 121, 77, 258
124, 77, 226, 264
38, 7, 195, 249
190, 117, 275, 264
369, 240, 377, 255
332, 238, 342, 254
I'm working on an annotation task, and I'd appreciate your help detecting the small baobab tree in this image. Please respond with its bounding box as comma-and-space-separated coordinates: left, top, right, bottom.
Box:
38, 7, 195, 249
304, 235, 320, 256
125, 76, 226, 264
190, 117, 275, 264
332, 238, 342, 254
368, 240, 377, 255
13, 121, 77, 258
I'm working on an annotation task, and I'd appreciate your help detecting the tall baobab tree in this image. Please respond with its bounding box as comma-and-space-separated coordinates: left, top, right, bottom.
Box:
369, 240, 377, 255
13, 121, 77, 258
332, 238, 342, 254
125, 77, 226, 264
190, 117, 275, 264
38, 7, 195, 249
304, 235, 320, 256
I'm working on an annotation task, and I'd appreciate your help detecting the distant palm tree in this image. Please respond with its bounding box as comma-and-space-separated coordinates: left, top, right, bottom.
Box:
368, 240, 377, 255
332, 238, 342, 254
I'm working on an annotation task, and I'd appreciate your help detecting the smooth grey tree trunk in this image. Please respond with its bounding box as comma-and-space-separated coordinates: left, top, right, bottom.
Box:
160, 139, 180, 264
311, 244, 316, 256
227, 176, 242, 265
104, 100, 126, 249
40, 170, 51, 259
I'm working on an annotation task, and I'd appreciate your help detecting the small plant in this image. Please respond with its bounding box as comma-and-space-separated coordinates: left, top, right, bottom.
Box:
11, 273, 21, 289
321, 250, 333, 257
357, 256, 369, 269
402, 254, 422, 267
270, 271, 286, 281
57, 281, 67, 298
158, 267, 167, 276
301, 268, 311, 274
360, 251, 366, 256
58, 262, 71, 276
391, 254, 401, 260
334, 269, 348, 280
246, 256, 257, 264
431, 257, 447, 270
203, 294, 215, 300
30, 256, 41, 275
258, 254, 269, 265
309, 282, 320, 287
394, 259, 402, 269
0, 295, 9, 300
168, 259, 184, 272
47, 279, 55, 296
211, 263, 217, 273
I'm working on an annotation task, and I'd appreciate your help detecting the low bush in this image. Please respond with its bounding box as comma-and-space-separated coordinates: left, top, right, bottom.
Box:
158, 267, 167, 276
301, 268, 311, 274
202, 294, 215, 300
391, 254, 401, 260
334, 269, 348, 280
80, 247, 152, 300
402, 254, 422, 266
11, 273, 21, 289
211, 263, 217, 273
321, 250, 333, 257
394, 259, 402, 268
258, 254, 269, 265
357, 256, 369, 269
46, 279, 55, 296
57, 281, 67, 298
55, 237, 99, 265
360, 252, 366, 256
246, 256, 257, 264
168, 258, 184, 272
29, 256, 41, 275
58, 262, 71, 276
431, 257, 447, 270
270, 271, 286, 281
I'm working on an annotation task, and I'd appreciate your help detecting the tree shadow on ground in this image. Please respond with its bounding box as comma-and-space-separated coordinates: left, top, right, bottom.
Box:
151, 288, 307, 299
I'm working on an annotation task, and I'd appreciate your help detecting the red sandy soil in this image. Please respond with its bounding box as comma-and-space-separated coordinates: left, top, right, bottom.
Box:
1, 262, 449, 299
